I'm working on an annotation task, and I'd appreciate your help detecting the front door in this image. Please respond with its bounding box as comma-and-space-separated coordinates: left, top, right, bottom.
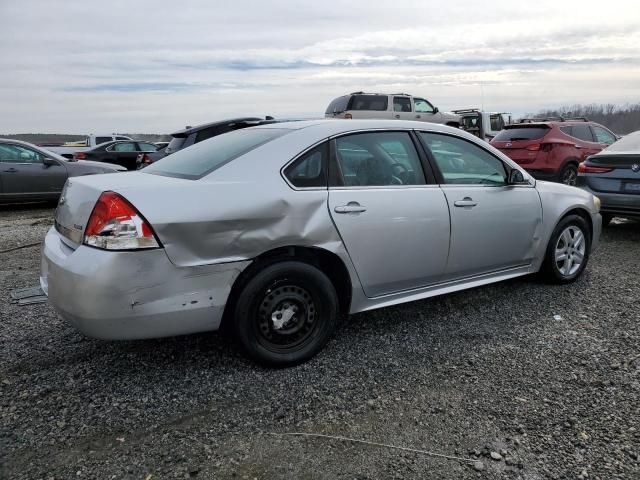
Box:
418, 132, 543, 280
413, 98, 441, 123
328, 131, 451, 297
0, 144, 67, 200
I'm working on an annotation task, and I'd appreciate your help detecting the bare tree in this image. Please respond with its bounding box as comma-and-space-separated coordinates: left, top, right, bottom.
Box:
527, 103, 640, 134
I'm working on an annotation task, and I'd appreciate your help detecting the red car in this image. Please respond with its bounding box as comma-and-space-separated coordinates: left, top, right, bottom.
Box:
490, 119, 618, 185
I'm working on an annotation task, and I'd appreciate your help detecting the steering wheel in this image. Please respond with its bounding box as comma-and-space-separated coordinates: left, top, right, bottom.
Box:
390, 163, 409, 184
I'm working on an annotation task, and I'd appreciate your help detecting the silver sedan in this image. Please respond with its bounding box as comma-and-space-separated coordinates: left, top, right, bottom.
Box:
41, 120, 602, 366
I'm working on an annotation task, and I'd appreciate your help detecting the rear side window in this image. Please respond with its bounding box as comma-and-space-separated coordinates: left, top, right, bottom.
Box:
570, 124, 594, 142
348, 95, 388, 111
325, 95, 350, 115
284, 143, 328, 188
334, 132, 426, 186
144, 128, 288, 180
112, 142, 136, 152
493, 127, 549, 141
165, 136, 187, 154
393, 97, 412, 112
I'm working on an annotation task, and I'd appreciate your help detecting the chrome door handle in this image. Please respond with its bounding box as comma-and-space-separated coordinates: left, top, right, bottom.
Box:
394, 114, 400, 119
574, 144, 582, 149
334, 203, 367, 214
454, 197, 478, 208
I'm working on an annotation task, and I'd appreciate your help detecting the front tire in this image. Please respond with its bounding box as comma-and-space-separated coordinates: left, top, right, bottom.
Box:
541, 215, 591, 283
233, 261, 338, 367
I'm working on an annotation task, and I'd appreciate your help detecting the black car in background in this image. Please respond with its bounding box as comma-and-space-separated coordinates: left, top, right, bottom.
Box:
0, 139, 124, 204
136, 117, 276, 168
75, 140, 160, 170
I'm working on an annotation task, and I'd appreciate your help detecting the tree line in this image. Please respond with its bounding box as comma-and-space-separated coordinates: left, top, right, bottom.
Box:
529, 103, 640, 135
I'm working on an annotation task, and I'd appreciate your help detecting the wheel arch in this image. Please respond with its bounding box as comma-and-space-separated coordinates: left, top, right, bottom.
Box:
221, 245, 353, 328
560, 207, 593, 240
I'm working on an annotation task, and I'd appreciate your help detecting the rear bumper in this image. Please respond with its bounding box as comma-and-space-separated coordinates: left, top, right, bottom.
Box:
41, 227, 251, 340
578, 185, 640, 219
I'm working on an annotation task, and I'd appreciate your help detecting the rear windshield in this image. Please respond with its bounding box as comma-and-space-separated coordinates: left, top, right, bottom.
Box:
325, 95, 350, 115
493, 126, 549, 141
348, 95, 389, 111
143, 128, 288, 179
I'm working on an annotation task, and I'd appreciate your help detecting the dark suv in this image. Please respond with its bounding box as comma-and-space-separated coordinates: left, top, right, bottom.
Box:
490, 118, 618, 185
136, 117, 276, 168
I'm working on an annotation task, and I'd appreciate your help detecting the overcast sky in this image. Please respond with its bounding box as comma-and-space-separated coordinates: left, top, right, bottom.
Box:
1, 0, 639, 133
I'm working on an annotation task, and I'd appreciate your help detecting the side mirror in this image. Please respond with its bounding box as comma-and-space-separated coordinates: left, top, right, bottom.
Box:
433, 106, 439, 113
508, 169, 526, 185
43, 157, 58, 167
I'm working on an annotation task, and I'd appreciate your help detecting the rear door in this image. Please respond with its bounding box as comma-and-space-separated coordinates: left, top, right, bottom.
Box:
328, 130, 451, 297
419, 132, 542, 280
392, 96, 414, 121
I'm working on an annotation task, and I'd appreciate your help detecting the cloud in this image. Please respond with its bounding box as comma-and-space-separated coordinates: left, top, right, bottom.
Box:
0, 0, 639, 132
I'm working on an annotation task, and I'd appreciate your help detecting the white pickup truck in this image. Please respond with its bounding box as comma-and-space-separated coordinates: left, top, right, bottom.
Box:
40, 134, 133, 159
452, 109, 513, 141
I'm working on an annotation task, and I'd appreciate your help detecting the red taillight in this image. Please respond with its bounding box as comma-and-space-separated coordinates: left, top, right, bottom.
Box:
84, 192, 159, 250
142, 153, 152, 164
525, 144, 540, 151
578, 163, 613, 174
74, 152, 87, 160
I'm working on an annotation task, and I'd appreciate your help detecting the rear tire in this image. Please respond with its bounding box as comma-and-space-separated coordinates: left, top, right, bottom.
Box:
541, 215, 591, 284
559, 163, 578, 186
233, 261, 338, 367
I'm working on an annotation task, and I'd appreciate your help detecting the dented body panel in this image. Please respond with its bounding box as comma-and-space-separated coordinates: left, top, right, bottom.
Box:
42, 119, 601, 341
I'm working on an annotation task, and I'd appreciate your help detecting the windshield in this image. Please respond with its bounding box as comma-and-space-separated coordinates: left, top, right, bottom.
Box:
144, 128, 289, 179
493, 126, 549, 141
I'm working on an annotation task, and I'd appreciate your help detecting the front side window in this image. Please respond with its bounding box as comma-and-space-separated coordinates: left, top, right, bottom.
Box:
334, 132, 426, 187
284, 143, 327, 188
393, 97, 412, 112
419, 132, 507, 185
0, 144, 43, 163
489, 114, 505, 131
592, 126, 616, 145
414, 98, 434, 113
145, 128, 288, 180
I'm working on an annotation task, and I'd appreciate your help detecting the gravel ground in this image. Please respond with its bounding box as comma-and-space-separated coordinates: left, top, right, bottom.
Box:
1, 205, 639, 480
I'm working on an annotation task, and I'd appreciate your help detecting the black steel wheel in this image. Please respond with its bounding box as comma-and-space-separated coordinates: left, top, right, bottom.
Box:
233, 261, 338, 367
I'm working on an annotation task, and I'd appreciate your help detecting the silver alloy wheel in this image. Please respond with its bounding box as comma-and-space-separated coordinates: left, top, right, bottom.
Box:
562, 166, 577, 186
555, 225, 586, 276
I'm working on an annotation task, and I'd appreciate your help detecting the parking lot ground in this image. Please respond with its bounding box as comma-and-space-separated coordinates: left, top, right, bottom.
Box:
1, 205, 639, 479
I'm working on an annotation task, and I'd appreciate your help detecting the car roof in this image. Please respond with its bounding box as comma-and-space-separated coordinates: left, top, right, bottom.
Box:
250, 118, 468, 137
171, 117, 274, 137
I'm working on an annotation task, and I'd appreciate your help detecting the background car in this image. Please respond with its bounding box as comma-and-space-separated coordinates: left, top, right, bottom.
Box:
325, 92, 462, 126
43, 120, 601, 367
490, 118, 618, 185
74, 140, 159, 170
0, 139, 124, 204
136, 117, 277, 168
577, 130, 640, 225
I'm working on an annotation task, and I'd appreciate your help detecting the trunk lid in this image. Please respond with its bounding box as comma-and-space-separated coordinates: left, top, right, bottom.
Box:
54, 172, 189, 248
582, 154, 640, 194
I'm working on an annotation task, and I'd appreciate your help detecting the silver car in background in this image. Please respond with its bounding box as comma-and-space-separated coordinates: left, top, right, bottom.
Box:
41, 120, 601, 366
577, 130, 640, 225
